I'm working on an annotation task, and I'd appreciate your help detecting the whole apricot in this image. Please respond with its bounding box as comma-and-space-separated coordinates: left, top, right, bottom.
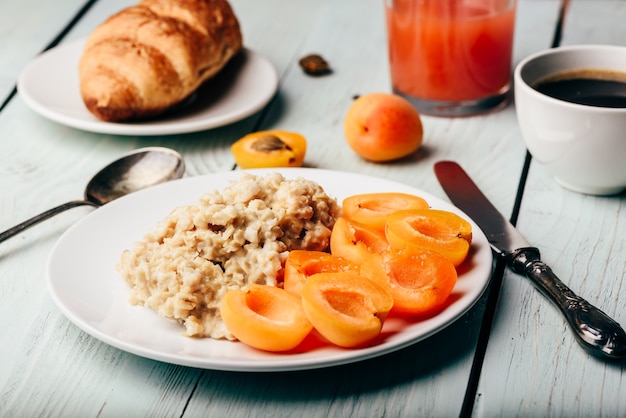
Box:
344, 93, 423, 162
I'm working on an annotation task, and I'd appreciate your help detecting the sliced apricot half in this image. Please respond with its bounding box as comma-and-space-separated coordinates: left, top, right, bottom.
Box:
342, 192, 429, 232
385, 209, 472, 267
220, 284, 313, 352
301, 272, 394, 348
329, 217, 393, 290
284, 250, 361, 297
382, 247, 458, 316
330, 217, 389, 261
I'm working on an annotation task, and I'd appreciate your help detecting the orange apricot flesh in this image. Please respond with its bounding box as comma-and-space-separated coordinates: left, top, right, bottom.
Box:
283, 250, 360, 297
330, 217, 389, 260
342, 192, 429, 232
301, 272, 394, 348
381, 248, 458, 315
329, 217, 393, 291
220, 284, 313, 352
385, 209, 472, 267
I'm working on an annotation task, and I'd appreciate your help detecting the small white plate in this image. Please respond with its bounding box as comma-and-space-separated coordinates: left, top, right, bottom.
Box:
17, 40, 278, 135
46, 168, 493, 372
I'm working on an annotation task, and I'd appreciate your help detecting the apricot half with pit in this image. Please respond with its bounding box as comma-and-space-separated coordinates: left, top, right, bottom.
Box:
231, 130, 307, 168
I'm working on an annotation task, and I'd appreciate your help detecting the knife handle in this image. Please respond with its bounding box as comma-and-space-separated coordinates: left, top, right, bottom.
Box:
508, 247, 626, 359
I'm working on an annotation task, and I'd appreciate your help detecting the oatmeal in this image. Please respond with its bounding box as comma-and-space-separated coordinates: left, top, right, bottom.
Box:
117, 172, 340, 340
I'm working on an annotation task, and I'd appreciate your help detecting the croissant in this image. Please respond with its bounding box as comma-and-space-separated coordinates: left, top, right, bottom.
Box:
79, 0, 242, 122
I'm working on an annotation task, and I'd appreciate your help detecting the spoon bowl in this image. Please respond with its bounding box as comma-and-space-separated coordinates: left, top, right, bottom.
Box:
0, 147, 185, 243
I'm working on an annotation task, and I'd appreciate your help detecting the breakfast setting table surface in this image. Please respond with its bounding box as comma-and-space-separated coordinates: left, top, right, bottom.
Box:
2, 0, 626, 417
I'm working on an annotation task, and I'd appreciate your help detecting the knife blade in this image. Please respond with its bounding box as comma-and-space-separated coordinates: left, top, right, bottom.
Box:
434, 160, 626, 359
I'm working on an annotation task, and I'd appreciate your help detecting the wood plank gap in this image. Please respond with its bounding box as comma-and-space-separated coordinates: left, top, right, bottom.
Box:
550, 0, 571, 49
459, 1, 571, 415
41, 0, 100, 53
458, 258, 507, 418
509, 151, 532, 227
459, 151, 531, 417
0, 0, 99, 115
179, 372, 201, 418
0, 88, 17, 114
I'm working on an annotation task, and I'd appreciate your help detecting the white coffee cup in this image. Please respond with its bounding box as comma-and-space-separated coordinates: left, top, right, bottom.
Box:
514, 44, 626, 195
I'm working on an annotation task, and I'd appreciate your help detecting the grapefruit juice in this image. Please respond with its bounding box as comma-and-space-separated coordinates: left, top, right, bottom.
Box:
385, 0, 516, 116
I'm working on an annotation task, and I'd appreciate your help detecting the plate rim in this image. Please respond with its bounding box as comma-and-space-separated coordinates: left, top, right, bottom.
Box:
17, 39, 279, 136
45, 168, 493, 372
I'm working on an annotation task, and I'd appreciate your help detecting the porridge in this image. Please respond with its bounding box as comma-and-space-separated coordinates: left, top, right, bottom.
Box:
117, 172, 340, 340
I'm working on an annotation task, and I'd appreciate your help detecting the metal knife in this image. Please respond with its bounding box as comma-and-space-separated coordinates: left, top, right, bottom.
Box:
434, 160, 626, 359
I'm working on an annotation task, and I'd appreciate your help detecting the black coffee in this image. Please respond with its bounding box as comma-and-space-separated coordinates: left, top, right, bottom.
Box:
533, 69, 626, 108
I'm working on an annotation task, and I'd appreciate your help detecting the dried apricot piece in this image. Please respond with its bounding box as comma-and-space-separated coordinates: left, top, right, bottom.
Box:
381, 247, 458, 316
231, 130, 307, 168
220, 284, 313, 352
284, 250, 360, 297
385, 209, 472, 267
301, 272, 394, 348
342, 192, 429, 232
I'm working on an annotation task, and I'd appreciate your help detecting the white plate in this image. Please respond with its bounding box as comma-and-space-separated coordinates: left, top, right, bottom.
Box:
17, 40, 278, 135
46, 168, 493, 372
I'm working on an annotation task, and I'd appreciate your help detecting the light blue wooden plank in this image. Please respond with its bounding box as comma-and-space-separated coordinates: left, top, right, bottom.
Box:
0, 0, 88, 103
475, 1, 626, 417
0, 0, 559, 417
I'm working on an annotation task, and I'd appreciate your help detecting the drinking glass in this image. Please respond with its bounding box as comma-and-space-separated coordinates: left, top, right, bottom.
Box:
384, 0, 517, 117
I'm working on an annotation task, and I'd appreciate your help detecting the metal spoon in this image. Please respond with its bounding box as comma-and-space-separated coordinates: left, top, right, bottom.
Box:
0, 147, 185, 243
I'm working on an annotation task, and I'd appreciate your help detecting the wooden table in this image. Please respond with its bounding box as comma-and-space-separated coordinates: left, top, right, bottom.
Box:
1, 0, 625, 416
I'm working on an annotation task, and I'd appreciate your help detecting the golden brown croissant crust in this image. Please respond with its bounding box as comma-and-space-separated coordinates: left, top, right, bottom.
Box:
79, 0, 242, 122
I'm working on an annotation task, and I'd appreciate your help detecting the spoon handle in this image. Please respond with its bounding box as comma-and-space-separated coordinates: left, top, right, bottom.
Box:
0, 200, 98, 243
